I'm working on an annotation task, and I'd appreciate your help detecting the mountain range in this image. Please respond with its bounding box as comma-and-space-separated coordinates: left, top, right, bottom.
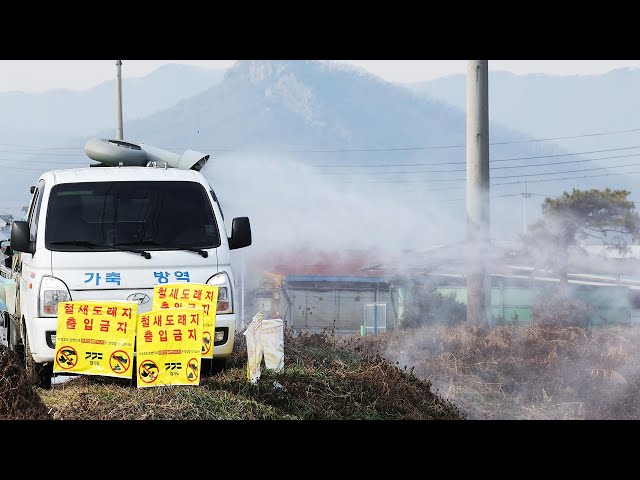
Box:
2, 60, 639, 255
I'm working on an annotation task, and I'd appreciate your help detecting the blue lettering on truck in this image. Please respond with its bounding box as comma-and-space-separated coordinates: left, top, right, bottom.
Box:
83, 271, 191, 286
154, 271, 191, 283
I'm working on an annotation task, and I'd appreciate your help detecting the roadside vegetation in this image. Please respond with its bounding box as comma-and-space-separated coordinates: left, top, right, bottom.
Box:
4, 317, 640, 420
363, 320, 640, 420
5, 317, 640, 420
0, 328, 462, 420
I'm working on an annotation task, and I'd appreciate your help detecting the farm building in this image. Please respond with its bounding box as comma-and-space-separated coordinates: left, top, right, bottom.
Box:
415, 242, 640, 326
244, 249, 401, 334
435, 280, 633, 326
242, 241, 640, 333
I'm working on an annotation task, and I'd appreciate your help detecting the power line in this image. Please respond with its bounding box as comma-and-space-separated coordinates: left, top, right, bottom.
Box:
6, 155, 640, 186
0, 150, 87, 157
488, 127, 640, 144
5, 147, 640, 170
0, 144, 82, 150
492, 162, 640, 180
336, 164, 640, 186
4, 126, 639, 155
4, 128, 640, 186
492, 170, 640, 187
0, 164, 80, 171
320, 152, 640, 175
174, 127, 640, 152
0, 157, 86, 165
316, 145, 640, 168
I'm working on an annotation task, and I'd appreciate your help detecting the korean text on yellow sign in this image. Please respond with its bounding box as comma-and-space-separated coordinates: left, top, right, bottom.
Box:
135, 309, 203, 388
53, 300, 138, 378
152, 283, 218, 359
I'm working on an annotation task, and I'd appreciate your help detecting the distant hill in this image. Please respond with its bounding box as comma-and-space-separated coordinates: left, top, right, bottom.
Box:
0, 63, 225, 218
407, 68, 640, 152
0, 63, 225, 135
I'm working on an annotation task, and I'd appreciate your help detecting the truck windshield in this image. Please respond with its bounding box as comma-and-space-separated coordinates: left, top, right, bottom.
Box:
45, 181, 221, 251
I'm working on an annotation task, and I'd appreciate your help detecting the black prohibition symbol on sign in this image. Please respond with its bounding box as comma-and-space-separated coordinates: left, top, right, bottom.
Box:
110, 350, 131, 373
56, 346, 78, 369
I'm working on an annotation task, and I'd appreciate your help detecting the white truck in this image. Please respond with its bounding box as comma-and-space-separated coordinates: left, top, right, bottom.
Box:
0, 139, 252, 388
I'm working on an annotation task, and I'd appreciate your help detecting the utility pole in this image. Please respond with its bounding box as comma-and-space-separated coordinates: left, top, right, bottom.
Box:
115, 60, 124, 140
521, 181, 531, 235
466, 60, 492, 327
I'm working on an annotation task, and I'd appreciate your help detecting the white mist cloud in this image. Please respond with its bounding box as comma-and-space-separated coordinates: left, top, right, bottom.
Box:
200, 152, 464, 259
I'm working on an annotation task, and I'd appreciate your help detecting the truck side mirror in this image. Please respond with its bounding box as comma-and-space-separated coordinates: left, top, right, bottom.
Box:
10, 220, 34, 254
229, 217, 252, 250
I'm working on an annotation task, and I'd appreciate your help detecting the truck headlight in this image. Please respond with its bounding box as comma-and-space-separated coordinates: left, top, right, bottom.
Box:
207, 272, 232, 314
214, 329, 225, 343
39, 276, 71, 317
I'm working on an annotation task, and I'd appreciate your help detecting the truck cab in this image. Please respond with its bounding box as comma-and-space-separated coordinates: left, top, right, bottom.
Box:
2, 141, 251, 388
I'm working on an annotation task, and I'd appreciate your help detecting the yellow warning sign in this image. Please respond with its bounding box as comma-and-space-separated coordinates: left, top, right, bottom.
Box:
135, 308, 203, 387
152, 284, 218, 359
53, 300, 138, 378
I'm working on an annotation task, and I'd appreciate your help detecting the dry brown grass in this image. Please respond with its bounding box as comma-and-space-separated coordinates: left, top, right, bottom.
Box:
349, 323, 640, 419
0, 347, 51, 420
6, 320, 640, 420
0, 327, 463, 420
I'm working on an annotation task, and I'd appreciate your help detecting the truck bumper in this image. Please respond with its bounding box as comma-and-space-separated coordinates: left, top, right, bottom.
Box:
33, 314, 237, 365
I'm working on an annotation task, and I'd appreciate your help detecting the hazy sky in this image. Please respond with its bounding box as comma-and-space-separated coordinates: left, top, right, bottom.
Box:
1, 60, 640, 93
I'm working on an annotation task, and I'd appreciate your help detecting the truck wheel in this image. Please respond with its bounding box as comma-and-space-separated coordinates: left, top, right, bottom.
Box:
199, 358, 226, 376
211, 358, 226, 374
130, 357, 138, 388
6, 316, 22, 357
24, 330, 52, 390
0, 312, 8, 347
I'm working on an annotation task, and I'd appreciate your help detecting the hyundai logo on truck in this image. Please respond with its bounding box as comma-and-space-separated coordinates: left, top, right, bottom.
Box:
127, 293, 150, 305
